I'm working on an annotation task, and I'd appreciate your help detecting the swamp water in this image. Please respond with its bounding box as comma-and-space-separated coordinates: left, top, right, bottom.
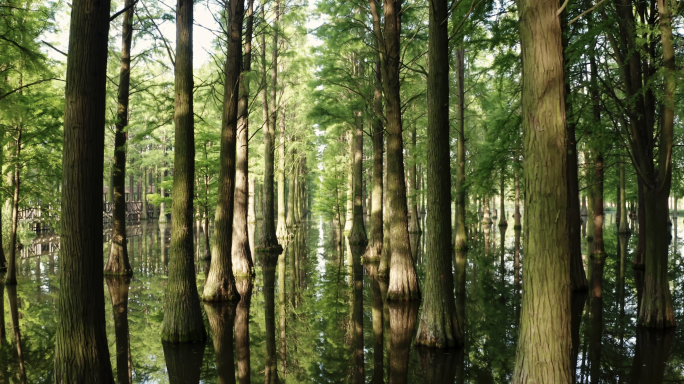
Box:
1, 213, 683, 383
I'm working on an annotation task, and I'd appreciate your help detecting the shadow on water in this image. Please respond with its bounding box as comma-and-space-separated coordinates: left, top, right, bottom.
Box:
2, 214, 684, 383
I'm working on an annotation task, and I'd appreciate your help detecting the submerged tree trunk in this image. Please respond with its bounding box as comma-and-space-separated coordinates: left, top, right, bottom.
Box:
512, 0, 572, 381
105, 0, 135, 276
161, 0, 207, 342
415, 0, 461, 348
383, 0, 420, 301
498, 169, 507, 227
203, 0, 244, 302
53, 0, 115, 379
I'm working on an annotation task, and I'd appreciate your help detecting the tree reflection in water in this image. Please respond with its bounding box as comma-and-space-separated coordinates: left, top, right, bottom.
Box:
0, 216, 683, 383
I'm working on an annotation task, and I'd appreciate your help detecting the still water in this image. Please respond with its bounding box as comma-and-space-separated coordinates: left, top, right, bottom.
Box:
1, 213, 683, 383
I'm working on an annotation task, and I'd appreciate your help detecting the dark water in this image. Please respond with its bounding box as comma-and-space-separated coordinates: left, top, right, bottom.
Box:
1, 213, 683, 383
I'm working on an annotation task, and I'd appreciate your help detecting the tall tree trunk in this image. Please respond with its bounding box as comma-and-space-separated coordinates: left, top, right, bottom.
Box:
415, 0, 461, 347
512, 0, 572, 380
105, 0, 135, 276
344, 132, 354, 235
366, 1, 384, 262
5, 155, 20, 285
53, 0, 115, 378
378, 148, 391, 276
0, 201, 5, 271
408, 124, 420, 233
286, 153, 295, 227
158, 154, 167, 223
565, 105, 586, 290
106, 276, 133, 384
592, 153, 606, 256
349, 83, 368, 244
383, 0, 420, 301
498, 168, 508, 227
141, 168, 149, 220
232, 0, 254, 278
276, 107, 288, 239
203, 0, 245, 301
257, 1, 281, 252
514, 170, 521, 229
455, 47, 467, 248
161, 0, 206, 342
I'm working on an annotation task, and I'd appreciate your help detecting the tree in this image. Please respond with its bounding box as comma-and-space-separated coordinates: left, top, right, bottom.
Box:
203, 0, 244, 302
161, 0, 206, 342
512, 0, 572, 381
382, 0, 420, 301
257, 0, 282, 253
105, 0, 136, 276
53, 0, 115, 379
232, 0, 255, 278
415, 0, 461, 348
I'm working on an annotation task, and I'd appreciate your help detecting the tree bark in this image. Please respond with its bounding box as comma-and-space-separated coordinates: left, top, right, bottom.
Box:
512, 0, 572, 380
105, 0, 135, 276
415, 0, 461, 348
53, 0, 115, 379
383, 0, 420, 301
232, 0, 254, 278
161, 0, 207, 342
